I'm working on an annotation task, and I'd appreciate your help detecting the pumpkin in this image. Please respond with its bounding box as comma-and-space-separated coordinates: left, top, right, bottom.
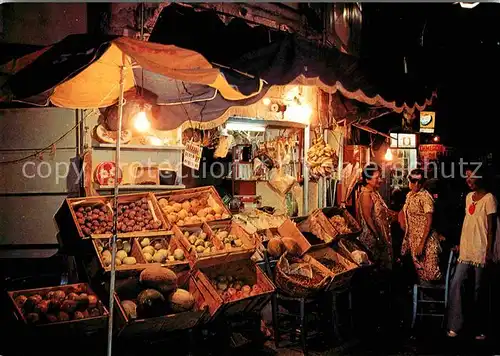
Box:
168, 289, 195, 313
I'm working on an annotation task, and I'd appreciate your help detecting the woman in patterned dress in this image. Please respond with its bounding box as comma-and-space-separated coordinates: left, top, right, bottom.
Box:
357, 163, 398, 270
400, 169, 443, 282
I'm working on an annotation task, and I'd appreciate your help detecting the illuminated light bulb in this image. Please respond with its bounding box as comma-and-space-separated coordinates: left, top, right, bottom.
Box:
262, 97, 271, 106
459, 2, 479, 9
433, 136, 440, 143
385, 148, 393, 161
147, 136, 163, 146
133, 111, 150, 132
286, 103, 313, 124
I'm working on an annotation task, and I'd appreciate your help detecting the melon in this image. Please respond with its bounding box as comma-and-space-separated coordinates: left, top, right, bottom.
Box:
121, 300, 137, 320
139, 266, 177, 295
267, 237, 284, 258
282, 237, 301, 257
168, 289, 195, 313
136, 289, 166, 318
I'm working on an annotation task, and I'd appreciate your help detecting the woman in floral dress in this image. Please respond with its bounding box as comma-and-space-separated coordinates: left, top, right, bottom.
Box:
357, 163, 398, 270
400, 169, 442, 282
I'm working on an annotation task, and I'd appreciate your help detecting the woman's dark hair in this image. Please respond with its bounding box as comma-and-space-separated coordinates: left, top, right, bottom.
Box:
361, 163, 381, 186
466, 165, 489, 191
409, 168, 426, 185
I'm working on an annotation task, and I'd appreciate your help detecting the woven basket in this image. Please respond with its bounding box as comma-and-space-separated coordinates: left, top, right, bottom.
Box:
275, 253, 331, 297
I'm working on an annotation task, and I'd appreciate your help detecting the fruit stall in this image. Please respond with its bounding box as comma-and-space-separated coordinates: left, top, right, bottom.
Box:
5, 183, 375, 353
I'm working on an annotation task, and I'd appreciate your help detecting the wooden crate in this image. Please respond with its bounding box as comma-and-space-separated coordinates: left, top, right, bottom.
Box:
292, 213, 334, 250
65, 192, 172, 240
277, 219, 311, 256
113, 271, 211, 338
155, 186, 231, 227
322, 207, 361, 239
8, 283, 108, 335
208, 220, 257, 264
135, 235, 190, 269
308, 247, 358, 291
175, 223, 228, 269
93, 237, 147, 275
194, 259, 275, 321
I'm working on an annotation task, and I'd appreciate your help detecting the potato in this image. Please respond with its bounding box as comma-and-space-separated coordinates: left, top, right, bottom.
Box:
154, 243, 163, 250
196, 245, 205, 253
194, 239, 204, 247
177, 220, 185, 227
153, 253, 165, 263
197, 209, 208, 218
173, 203, 182, 213
181, 201, 191, 211
163, 205, 175, 214
204, 241, 213, 248
191, 199, 200, 208
199, 232, 207, 240
217, 231, 229, 239
178, 209, 188, 220
167, 214, 178, 223
140, 238, 150, 247
116, 250, 128, 261
158, 198, 168, 207
188, 235, 197, 245
143, 246, 155, 256
143, 252, 153, 262
122, 257, 136, 265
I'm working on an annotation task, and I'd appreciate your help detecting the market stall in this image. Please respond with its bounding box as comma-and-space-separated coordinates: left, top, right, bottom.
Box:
0, 29, 438, 355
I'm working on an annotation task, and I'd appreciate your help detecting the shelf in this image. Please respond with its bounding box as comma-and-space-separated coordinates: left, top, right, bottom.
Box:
92, 142, 185, 151
95, 184, 186, 191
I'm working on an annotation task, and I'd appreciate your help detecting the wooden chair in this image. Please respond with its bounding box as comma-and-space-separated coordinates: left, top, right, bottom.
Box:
411, 249, 457, 328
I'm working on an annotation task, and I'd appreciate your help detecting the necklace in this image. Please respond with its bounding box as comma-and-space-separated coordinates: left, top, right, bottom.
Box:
468, 201, 477, 215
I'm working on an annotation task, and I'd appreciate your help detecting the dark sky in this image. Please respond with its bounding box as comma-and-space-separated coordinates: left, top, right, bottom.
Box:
361, 3, 500, 154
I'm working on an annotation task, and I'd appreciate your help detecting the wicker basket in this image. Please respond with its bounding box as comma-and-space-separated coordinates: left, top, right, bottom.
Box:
275, 253, 332, 297
322, 207, 361, 240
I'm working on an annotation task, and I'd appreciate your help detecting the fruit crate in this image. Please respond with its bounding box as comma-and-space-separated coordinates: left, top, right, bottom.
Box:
292, 212, 335, 251
136, 235, 190, 268
208, 220, 257, 264
193, 259, 275, 321
321, 207, 361, 240
175, 223, 228, 269
255, 219, 311, 258
113, 270, 211, 338
8, 283, 109, 336
308, 247, 358, 291
92, 237, 147, 275
155, 186, 231, 227
60, 192, 172, 241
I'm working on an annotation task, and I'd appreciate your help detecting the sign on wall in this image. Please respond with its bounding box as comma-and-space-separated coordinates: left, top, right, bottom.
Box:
390, 133, 417, 148
183, 141, 203, 170
420, 111, 436, 133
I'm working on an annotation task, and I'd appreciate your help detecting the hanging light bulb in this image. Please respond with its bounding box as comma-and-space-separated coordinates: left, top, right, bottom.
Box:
459, 2, 479, 9
133, 111, 151, 133
385, 147, 393, 161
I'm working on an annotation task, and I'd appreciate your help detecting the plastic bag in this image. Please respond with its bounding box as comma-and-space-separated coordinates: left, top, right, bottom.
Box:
269, 167, 296, 196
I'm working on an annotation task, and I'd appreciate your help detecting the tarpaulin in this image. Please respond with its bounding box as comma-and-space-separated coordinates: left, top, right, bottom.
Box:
150, 4, 436, 114
0, 35, 264, 108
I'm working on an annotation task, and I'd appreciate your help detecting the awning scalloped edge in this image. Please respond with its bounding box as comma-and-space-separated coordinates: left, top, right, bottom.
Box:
290, 74, 437, 115
177, 75, 437, 132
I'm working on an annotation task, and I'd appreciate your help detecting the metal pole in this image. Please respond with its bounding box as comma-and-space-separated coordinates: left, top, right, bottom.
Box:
107, 62, 126, 356
303, 124, 310, 215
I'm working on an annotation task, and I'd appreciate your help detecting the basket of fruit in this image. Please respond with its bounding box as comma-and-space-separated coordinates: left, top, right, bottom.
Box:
156, 186, 231, 227
9, 283, 108, 335
308, 247, 358, 291
209, 221, 256, 263
275, 252, 333, 297
137, 236, 189, 267
194, 259, 275, 320
322, 207, 361, 240
93, 238, 146, 274
114, 266, 212, 337
65, 192, 171, 239
175, 223, 228, 269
